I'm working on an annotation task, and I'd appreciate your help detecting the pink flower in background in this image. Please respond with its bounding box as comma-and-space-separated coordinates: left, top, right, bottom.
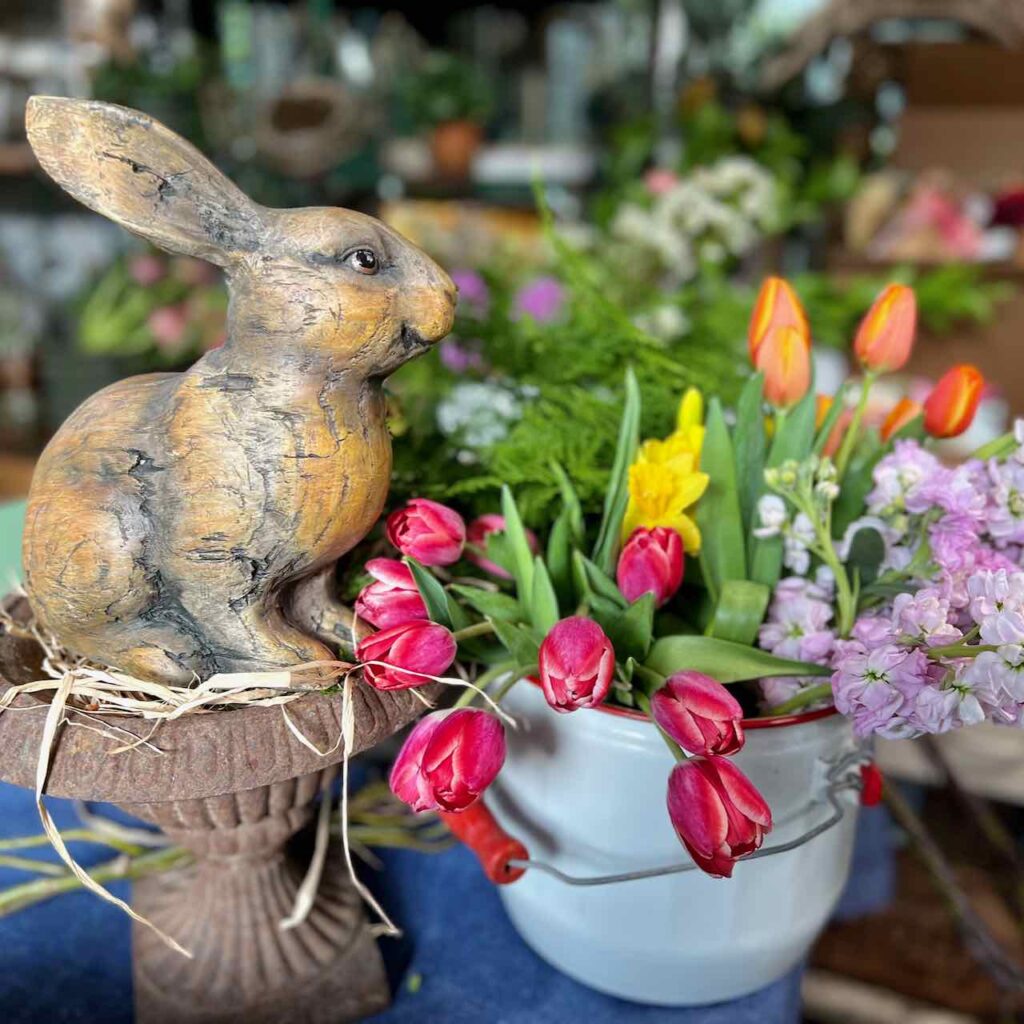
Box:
355, 558, 429, 630
386, 498, 466, 566
666, 756, 772, 878
450, 269, 491, 318
389, 708, 506, 813
514, 276, 566, 323
128, 253, 166, 286
652, 672, 744, 756
538, 616, 615, 713
440, 340, 486, 374
358, 620, 457, 691
758, 576, 835, 664
147, 304, 189, 353
466, 514, 538, 579
890, 589, 961, 647
616, 527, 684, 607
644, 167, 679, 195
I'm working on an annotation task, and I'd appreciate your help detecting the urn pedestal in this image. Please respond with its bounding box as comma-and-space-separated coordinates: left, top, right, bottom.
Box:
0, 600, 422, 1023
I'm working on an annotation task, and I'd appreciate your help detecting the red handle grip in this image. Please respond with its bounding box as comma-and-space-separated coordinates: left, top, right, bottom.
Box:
440, 802, 528, 884
860, 763, 883, 807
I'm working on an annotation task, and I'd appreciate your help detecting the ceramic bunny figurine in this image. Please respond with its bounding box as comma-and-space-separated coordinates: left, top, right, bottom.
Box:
22, 96, 455, 684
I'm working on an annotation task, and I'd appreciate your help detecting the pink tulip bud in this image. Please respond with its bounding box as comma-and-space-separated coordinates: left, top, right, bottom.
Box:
651, 672, 744, 756
666, 756, 772, 878
466, 514, 538, 579
357, 620, 456, 690
386, 498, 466, 566
538, 617, 615, 713
354, 558, 429, 630
616, 527, 684, 607
390, 708, 506, 813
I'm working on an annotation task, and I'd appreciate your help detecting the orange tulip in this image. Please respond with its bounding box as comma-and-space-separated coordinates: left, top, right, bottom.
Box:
853, 284, 916, 372
748, 277, 809, 360
815, 395, 851, 457
923, 364, 984, 439
880, 397, 923, 442
755, 325, 811, 409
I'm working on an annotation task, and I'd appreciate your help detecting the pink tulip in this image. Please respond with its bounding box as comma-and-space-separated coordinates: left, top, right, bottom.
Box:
354, 558, 429, 630
538, 617, 615, 713
466, 514, 538, 579
666, 756, 772, 878
651, 672, 744, 756
357, 620, 456, 691
386, 498, 466, 566
390, 708, 506, 813
616, 527, 684, 607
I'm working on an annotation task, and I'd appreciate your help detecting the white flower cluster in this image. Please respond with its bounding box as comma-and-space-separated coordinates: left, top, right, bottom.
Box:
436, 381, 526, 457
609, 157, 779, 289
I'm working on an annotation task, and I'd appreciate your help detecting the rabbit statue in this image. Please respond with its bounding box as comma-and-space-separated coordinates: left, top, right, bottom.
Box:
22, 96, 455, 684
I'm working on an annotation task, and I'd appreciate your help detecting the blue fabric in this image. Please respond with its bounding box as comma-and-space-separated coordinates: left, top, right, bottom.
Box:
0, 781, 815, 1023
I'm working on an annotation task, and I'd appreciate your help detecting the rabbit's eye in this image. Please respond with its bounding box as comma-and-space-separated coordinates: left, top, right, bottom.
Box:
347, 249, 379, 275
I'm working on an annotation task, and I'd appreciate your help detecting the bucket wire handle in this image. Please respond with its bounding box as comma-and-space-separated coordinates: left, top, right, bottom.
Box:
451, 750, 877, 888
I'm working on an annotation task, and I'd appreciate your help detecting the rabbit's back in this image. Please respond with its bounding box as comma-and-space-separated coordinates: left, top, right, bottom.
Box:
23, 374, 178, 662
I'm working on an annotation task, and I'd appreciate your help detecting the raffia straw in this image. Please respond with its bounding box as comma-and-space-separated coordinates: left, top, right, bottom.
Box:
279, 787, 333, 931
339, 675, 400, 938
73, 802, 170, 850
34, 673, 192, 958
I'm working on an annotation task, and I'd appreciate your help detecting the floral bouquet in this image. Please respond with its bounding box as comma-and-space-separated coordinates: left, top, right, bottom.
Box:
348, 276, 1012, 879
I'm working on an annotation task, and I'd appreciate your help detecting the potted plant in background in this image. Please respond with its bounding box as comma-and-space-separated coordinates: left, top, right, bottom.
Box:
400, 52, 493, 181
345, 276, 1021, 1005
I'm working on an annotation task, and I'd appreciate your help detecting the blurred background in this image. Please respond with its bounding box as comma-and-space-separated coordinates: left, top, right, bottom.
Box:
3, 2, 1024, 1020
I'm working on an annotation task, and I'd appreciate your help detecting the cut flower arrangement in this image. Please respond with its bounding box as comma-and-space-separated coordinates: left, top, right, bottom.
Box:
348, 276, 1024, 882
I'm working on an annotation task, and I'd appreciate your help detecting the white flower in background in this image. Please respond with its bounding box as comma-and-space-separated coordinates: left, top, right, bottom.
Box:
753, 494, 788, 538
436, 381, 522, 449
634, 303, 690, 341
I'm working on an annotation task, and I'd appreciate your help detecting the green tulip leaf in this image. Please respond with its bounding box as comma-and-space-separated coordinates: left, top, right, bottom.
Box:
546, 511, 574, 607
551, 460, 585, 544
500, 485, 536, 608
573, 551, 628, 610
405, 557, 453, 629
605, 592, 656, 661
530, 556, 561, 634
707, 579, 771, 646
492, 620, 542, 670
646, 634, 831, 683
592, 367, 641, 574
451, 584, 522, 623
694, 397, 746, 598
732, 371, 766, 541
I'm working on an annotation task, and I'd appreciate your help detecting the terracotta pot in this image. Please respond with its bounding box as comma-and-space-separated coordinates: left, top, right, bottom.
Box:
430, 120, 483, 181
0, 597, 423, 1024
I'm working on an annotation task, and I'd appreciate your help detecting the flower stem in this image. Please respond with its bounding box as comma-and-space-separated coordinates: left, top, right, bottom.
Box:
452, 660, 517, 708
452, 621, 495, 642
927, 642, 996, 660
834, 372, 877, 480
765, 683, 833, 717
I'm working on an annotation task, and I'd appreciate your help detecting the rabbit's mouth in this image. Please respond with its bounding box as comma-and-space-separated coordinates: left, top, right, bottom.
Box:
397, 323, 432, 356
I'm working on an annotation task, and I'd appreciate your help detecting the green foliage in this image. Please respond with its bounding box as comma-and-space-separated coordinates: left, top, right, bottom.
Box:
647, 634, 831, 683
397, 53, 493, 128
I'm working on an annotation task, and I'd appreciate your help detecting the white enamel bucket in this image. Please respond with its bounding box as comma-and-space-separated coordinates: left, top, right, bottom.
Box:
487, 680, 864, 1006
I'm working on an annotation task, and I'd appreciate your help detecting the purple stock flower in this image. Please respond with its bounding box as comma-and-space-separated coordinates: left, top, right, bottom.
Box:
867, 441, 943, 517
961, 646, 1024, 724
891, 588, 961, 647
831, 639, 931, 739
985, 458, 1024, 547
514, 276, 566, 323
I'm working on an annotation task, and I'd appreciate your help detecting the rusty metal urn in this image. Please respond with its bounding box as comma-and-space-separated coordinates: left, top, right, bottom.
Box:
0, 604, 423, 1022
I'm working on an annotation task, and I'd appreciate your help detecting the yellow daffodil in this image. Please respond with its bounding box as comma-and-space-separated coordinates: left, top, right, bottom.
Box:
673, 387, 705, 464
622, 460, 708, 553
638, 436, 700, 474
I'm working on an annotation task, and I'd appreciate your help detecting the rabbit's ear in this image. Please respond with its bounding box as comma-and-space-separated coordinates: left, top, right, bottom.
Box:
26, 96, 263, 266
